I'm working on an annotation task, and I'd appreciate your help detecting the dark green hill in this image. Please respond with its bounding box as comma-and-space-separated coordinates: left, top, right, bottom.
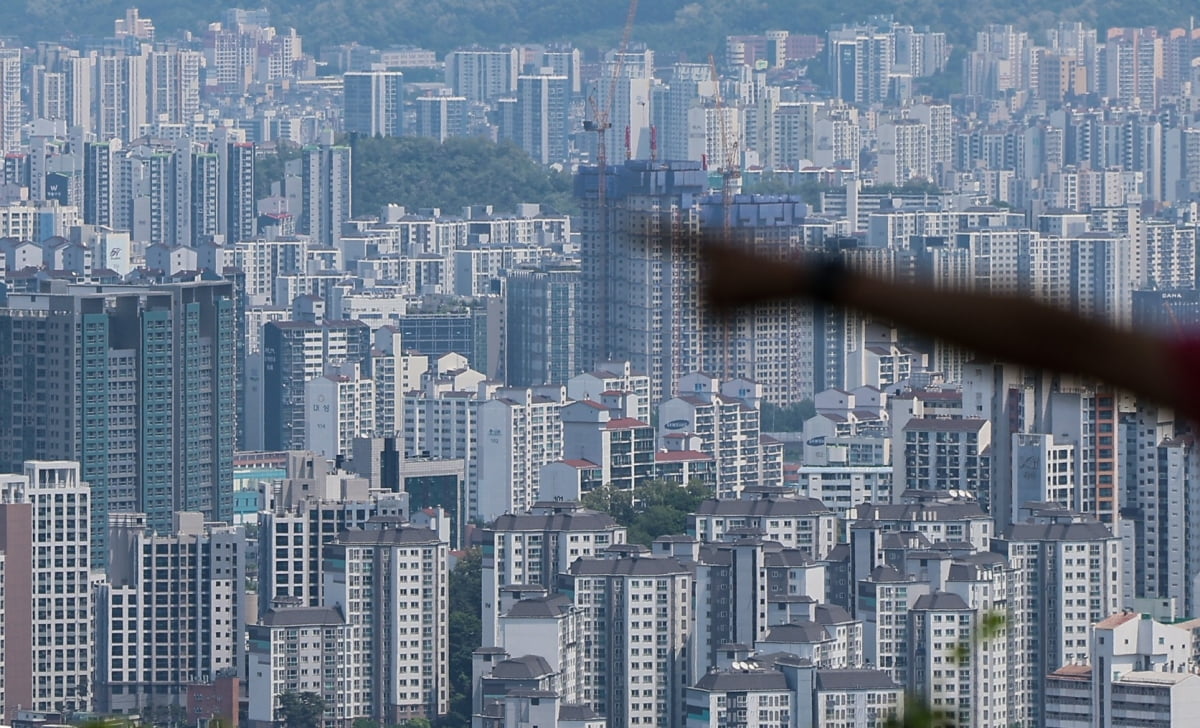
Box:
9, 0, 1197, 56
348, 135, 576, 216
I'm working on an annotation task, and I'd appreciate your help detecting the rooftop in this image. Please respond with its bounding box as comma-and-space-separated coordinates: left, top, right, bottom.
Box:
815, 669, 900, 692
505, 594, 574, 619
694, 669, 790, 692
260, 606, 345, 627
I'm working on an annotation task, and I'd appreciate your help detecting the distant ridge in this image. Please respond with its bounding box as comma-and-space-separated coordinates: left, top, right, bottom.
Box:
8, 0, 1198, 56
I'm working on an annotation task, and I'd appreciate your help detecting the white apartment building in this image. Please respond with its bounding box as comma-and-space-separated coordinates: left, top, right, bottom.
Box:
1030, 234, 1136, 327
0, 200, 81, 243
1045, 613, 1198, 728
566, 555, 693, 728
324, 526, 450, 722
935, 556, 1016, 728
857, 566, 931, 686
685, 668, 793, 728
1123, 405, 1200, 614
1106, 673, 1200, 727
95, 512, 245, 713
755, 613, 863, 669
993, 517, 1121, 726
567, 361, 652, 425
877, 118, 931, 185
659, 373, 770, 497
400, 362, 489, 452
770, 101, 819, 169
370, 327, 430, 437
401, 364, 494, 515
795, 465, 893, 517
1139, 220, 1196, 290
690, 495, 839, 559
849, 496, 994, 553
247, 607, 356, 728
304, 364, 377, 459
906, 592, 979, 726
481, 501, 626, 646
452, 245, 546, 297
258, 453, 405, 614
475, 386, 567, 522
445, 48, 520, 103
1012, 432, 1077, 513
0, 460, 92, 713
1095, 611, 1191, 679
232, 236, 309, 306
559, 400, 655, 492
845, 325, 919, 392
791, 662, 904, 728
895, 417, 994, 511
496, 594, 584, 703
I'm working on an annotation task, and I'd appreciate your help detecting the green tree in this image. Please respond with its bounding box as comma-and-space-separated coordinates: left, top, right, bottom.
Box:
583, 479, 713, 545
352, 720, 379, 728
760, 400, 816, 432
142, 704, 187, 728
442, 549, 482, 728
349, 135, 576, 217
396, 719, 432, 728
277, 692, 326, 728
741, 178, 834, 208
255, 142, 304, 201
6, 1, 1200, 65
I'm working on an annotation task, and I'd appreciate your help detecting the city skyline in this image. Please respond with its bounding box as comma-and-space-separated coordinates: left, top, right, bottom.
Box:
3, 5, 1200, 728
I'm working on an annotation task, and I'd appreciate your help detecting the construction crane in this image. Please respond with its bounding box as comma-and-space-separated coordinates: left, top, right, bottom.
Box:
709, 54, 741, 235
709, 54, 741, 379
584, 0, 640, 212
583, 0, 639, 362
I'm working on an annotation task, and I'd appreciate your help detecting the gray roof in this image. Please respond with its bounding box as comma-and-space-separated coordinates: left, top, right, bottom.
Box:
958, 551, 1006, 568
855, 502, 989, 522
912, 592, 971, 611
815, 669, 901, 692
697, 545, 732, 566
260, 606, 345, 627
694, 497, 833, 518
694, 669, 790, 692
1005, 521, 1114, 542
500, 583, 549, 594
947, 562, 986, 581
570, 555, 691, 577
489, 655, 554, 680
768, 594, 816, 604
488, 508, 620, 533
763, 620, 829, 644
605, 543, 650, 555
814, 604, 855, 624
902, 417, 987, 433
725, 526, 767, 536
559, 704, 601, 721
504, 688, 558, 698
825, 544, 852, 562
881, 531, 932, 550
505, 594, 574, 619
868, 565, 910, 582
334, 526, 442, 546
765, 549, 817, 568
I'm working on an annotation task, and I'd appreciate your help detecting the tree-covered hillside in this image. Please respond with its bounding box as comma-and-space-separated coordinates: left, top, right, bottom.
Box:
10, 0, 1200, 57
348, 135, 576, 218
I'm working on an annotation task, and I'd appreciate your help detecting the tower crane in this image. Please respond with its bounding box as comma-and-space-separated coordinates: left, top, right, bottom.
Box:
709, 54, 741, 379
583, 0, 639, 361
